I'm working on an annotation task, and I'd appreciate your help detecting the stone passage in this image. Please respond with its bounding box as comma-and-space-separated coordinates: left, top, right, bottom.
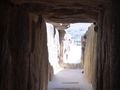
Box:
1, 1, 120, 90
48, 69, 92, 90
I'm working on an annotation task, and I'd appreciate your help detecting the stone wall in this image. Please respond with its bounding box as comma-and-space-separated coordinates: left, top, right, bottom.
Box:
94, 2, 120, 90
84, 24, 97, 83
83, 1, 120, 90
0, 3, 48, 90
46, 23, 60, 72
80, 35, 86, 69
83, 2, 120, 90
48, 62, 54, 81
59, 30, 66, 62
29, 13, 48, 90
0, 1, 120, 90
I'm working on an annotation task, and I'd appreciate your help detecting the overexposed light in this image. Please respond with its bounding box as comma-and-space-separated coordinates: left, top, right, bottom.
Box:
60, 23, 62, 26
54, 68, 64, 74
65, 23, 92, 31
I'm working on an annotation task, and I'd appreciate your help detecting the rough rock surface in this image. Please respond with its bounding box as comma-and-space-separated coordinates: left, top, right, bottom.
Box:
83, 2, 120, 90
1, 1, 120, 90
59, 30, 66, 62
95, 2, 120, 90
48, 62, 54, 81
29, 13, 48, 90
84, 24, 97, 83
12, 0, 112, 23
10, 0, 111, 23
0, 3, 48, 90
79, 35, 86, 69
0, 4, 30, 90
46, 23, 60, 72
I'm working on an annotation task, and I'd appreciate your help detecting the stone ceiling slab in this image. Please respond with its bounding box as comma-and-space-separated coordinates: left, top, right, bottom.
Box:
10, 0, 111, 23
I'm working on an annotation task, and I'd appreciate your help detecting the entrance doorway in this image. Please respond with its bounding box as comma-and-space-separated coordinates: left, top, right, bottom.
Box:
47, 23, 92, 90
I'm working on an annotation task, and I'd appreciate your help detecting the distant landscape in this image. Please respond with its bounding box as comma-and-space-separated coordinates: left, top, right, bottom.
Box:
66, 28, 87, 40
65, 23, 92, 40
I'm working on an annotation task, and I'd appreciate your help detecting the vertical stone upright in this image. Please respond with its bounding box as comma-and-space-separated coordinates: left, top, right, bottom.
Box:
58, 30, 66, 63
110, 1, 120, 90
0, 3, 48, 90
46, 23, 60, 79
0, 3, 30, 90
29, 13, 48, 90
84, 24, 97, 84
92, 1, 120, 90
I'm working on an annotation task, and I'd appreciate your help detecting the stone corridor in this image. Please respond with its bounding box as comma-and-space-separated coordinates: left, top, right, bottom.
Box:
0, 0, 120, 90
48, 69, 92, 90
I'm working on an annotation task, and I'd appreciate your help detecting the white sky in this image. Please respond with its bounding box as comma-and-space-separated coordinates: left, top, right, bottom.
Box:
65, 23, 92, 31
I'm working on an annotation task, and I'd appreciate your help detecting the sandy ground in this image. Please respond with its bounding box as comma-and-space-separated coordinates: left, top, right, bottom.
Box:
48, 69, 92, 90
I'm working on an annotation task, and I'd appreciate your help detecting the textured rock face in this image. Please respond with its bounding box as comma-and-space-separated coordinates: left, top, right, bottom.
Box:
95, 2, 120, 90
0, 1, 120, 90
29, 13, 48, 90
59, 30, 66, 62
48, 62, 54, 81
10, 0, 111, 23
83, 2, 120, 90
46, 23, 60, 73
0, 3, 30, 90
0, 3, 48, 90
84, 24, 97, 83
80, 35, 86, 69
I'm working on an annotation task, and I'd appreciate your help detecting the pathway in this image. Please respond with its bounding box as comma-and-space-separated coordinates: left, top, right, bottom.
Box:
48, 69, 92, 90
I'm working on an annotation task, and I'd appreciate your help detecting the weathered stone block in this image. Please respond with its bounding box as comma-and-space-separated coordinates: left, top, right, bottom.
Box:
84, 24, 97, 84
0, 3, 48, 90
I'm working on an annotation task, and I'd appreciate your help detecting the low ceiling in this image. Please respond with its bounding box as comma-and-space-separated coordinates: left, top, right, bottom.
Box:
11, 0, 111, 23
